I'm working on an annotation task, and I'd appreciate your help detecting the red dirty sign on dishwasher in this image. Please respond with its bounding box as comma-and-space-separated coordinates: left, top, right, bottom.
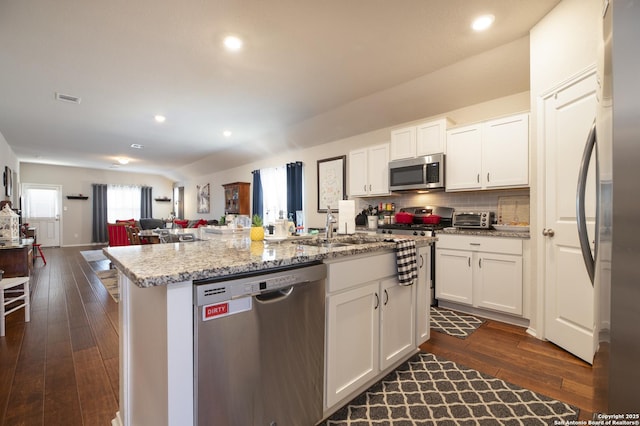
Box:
202, 297, 252, 321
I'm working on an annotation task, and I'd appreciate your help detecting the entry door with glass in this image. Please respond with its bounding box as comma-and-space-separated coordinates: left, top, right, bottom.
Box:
22, 184, 62, 247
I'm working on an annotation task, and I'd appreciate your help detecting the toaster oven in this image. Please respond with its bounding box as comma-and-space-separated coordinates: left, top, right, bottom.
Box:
453, 211, 495, 229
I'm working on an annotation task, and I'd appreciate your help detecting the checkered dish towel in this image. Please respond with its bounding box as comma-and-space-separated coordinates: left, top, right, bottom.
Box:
387, 238, 417, 286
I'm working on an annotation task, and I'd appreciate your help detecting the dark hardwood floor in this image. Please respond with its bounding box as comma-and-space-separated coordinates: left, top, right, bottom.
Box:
0, 245, 118, 426
1, 246, 595, 425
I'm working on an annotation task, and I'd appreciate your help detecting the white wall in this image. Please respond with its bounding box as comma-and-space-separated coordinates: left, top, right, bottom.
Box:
20, 163, 175, 246
528, 0, 600, 336
0, 130, 20, 206
177, 91, 530, 230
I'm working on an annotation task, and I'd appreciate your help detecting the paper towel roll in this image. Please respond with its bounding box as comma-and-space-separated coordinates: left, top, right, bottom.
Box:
338, 200, 356, 234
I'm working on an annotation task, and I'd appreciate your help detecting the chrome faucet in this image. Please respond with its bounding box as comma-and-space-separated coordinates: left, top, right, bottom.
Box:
326, 206, 337, 239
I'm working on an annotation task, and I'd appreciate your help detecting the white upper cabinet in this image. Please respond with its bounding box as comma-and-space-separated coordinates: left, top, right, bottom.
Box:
348, 143, 390, 197
390, 127, 416, 160
390, 118, 452, 161
348, 148, 368, 197
446, 112, 529, 192
481, 113, 530, 188
416, 119, 450, 156
445, 124, 482, 190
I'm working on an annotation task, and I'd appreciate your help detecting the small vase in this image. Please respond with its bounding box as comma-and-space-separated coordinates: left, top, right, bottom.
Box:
250, 226, 264, 241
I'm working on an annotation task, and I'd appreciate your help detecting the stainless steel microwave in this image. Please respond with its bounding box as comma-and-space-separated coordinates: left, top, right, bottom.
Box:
388, 153, 445, 191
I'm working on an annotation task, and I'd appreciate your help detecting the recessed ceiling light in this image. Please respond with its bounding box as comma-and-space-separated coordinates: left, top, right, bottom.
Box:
154, 115, 166, 123
223, 130, 232, 137
118, 158, 130, 165
223, 35, 243, 51
130, 143, 144, 149
472, 14, 495, 31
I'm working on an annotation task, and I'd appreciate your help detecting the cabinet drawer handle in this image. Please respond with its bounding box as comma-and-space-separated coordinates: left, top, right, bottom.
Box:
487, 172, 490, 182
364, 185, 367, 192
479, 258, 482, 268
374, 292, 379, 310
419, 254, 424, 268
468, 257, 471, 267
470, 243, 481, 246
477, 174, 480, 183
383, 289, 389, 306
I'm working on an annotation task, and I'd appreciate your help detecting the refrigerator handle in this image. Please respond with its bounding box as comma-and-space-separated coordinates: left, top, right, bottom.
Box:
576, 119, 597, 285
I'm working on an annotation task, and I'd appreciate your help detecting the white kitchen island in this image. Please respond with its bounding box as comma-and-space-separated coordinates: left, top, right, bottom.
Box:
104, 232, 434, 426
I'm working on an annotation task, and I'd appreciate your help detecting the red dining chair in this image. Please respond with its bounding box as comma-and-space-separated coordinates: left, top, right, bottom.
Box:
107, 223, 130, 247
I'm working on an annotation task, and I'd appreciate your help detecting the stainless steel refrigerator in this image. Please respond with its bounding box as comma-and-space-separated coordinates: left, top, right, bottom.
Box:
581, 0, 640, 413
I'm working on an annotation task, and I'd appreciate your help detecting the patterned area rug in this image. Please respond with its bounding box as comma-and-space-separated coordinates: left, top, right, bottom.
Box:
430, 307, 484, 339
96, 269, 119, 303
323, 353, 579, 425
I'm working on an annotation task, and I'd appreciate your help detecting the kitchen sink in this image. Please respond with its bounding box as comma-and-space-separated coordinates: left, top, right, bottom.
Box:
295, 240, 354, 248
294, 236, 385, 248
315, 242, 353, 248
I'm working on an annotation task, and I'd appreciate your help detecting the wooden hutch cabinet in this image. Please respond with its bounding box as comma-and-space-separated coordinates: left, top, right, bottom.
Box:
222, 182, 250, 215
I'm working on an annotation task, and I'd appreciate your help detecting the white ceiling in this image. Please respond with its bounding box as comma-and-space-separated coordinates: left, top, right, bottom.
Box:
0, 0, 560, 181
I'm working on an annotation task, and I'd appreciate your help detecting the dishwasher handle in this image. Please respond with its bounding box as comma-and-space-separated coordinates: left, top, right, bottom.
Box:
255, 286, 294, 303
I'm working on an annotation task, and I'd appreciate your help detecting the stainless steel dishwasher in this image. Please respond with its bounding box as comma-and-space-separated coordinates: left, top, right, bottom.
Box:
193, 262, 326, 426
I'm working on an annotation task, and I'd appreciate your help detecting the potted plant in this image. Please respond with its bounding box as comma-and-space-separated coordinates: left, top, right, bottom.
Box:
250, 214, 264, 241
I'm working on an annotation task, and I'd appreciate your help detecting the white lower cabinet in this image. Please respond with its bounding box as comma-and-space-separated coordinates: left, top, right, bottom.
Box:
326, 281, 380, 409
380, 277, 415, 370
325, 251, 419, 411
474, 252, 522, 315
415, 246, 431, 344
436, 234, 523, 316
435, 248, 474, 305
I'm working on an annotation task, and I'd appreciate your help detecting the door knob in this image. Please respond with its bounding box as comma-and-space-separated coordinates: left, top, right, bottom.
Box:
542, 228, 555, 237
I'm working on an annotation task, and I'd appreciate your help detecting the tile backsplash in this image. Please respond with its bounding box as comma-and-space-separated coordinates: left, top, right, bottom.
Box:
355, 188, 530, 219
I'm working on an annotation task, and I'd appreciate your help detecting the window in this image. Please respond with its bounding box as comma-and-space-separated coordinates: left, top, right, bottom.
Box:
107, 185, 141, 222
23, 186, 59, 218
260, 166, 287, 225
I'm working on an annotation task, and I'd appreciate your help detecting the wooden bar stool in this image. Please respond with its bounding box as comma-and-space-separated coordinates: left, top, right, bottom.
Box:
1, 276, 30, 337
33, 243, 46, 265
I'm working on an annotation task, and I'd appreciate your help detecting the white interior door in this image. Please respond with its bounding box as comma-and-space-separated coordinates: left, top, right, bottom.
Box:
22, 184, 62, 247
542, 70, 597, 363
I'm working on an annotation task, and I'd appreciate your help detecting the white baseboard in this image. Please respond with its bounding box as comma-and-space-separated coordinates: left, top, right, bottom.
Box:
61, 242, 107, 248
437, 300, 530, 328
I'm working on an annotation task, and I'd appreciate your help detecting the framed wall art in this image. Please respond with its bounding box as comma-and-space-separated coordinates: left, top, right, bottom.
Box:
317, 155, 346, 212
3, 166, 12, 197
197, 183, 210, 214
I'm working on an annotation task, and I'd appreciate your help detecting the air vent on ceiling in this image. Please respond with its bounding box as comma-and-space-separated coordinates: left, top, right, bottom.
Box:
55, 92, 81, 104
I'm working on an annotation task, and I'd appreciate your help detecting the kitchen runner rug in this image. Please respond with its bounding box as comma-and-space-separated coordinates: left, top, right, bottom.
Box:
430, 307, 484, 339
96, 269, 119, 303
80, 249, 107, 262
323, 352, 579, 425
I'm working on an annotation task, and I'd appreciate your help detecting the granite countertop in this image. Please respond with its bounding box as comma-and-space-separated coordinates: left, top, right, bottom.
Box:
439, 227, 530, 239
103, 233, 435, 288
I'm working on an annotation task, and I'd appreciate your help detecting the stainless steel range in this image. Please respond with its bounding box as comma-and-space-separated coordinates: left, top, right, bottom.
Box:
377, 206, 454, 236
377, 206, 454, 306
